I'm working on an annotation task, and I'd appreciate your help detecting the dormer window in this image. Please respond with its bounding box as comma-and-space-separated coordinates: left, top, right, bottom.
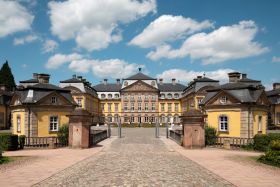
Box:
174, 93, 179, 99
167, 93, 172, 99
51, 96, 57, 104
101, 94, 106, 99
151, 81, 155, 86
114, 94, 119, 99
160, 94, 165, 99
220, 96, 227, 104
108, 94, 112, 99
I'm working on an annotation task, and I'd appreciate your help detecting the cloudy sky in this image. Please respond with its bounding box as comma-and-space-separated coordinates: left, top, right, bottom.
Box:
0, 0, 279, 89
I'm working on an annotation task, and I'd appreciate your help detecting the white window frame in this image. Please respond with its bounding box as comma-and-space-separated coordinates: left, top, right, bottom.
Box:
108, 94, 112, 99
145, 103, 149, 111
49, 116, 59, 132
220, 96, 227, 104
51, 96, 57, 104
131, 102, 135, 111
124, 102, 128, 112
174, 103, 179, 112
114, 103, 119, 112
151, 103, 156, 111
161, 103, 165, 112
17, 115, 21, 132
258, 115, 262, 132
144, 116, 149, 123
219, 115, 228, 132
138, 102, 142, 111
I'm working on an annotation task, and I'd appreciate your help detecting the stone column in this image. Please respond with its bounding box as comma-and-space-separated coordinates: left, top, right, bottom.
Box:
181, 110, 206, 149
68, 109, 93, 149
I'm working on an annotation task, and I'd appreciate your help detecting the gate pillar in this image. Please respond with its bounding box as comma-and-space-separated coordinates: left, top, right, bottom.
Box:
67, 109, 93, 149
181, 110, 206, 149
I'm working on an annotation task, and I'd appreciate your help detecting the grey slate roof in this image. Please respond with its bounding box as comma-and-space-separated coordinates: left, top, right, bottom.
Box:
60, 78, 83, 83
158, 83, 186, 92
207, 83, 256, 91
93, 83, 122, 92
19, 79, 39, 83
266, 89, 280, 97
16, 83, 75, 104
124, 72, 156, 80
239, 78, 261, 83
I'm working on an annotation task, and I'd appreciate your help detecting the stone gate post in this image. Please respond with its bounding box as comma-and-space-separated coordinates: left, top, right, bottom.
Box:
67, 109, 93, 149
181, 110, 206, 149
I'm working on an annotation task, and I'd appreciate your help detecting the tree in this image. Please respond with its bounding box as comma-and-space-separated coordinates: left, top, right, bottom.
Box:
0, 60, 16, 90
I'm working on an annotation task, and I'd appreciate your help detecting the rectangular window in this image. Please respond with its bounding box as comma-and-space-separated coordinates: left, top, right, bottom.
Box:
161, 103, 165, 112
101, 104, 105, 112
131, 103, 135, 111
50, 116, 58, 132
124, 103, 128, 112
175, 103, 179, 112
145, 95, 149, 100
277, 112, 280, 124
138, 94, 142, 101
151, 95, 156, 101
144, 116, 149, 123
258, 116, 262, 132
145, 103, 149, 111
124, 116, 128, 123
131, 116, 134, 123
108, 103, 112, 112
114, 103, 119, 112
138, 116, 142, 123
51, 96, 57, 104
219, 116, 228, 132
124, 95, 128, 101
77, 98, 82, 107
168, 103, 172, 112
17, 116, 21, 132
138, 102, 142, 111
152, 103, 156, 111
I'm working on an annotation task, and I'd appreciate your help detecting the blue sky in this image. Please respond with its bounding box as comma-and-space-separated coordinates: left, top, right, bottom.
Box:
0, 0, 279, 89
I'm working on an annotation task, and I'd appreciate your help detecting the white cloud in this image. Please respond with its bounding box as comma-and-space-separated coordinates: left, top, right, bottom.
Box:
45, 53, 83, 69
13, 34, 38, 45
145, 20, 269, 64
48, 0, 156, 51
41, 39, 59, 53
272, 56, 280, 63
129, 15, 213, 48
46, 53, 145, 79
156, 68, 234, 83
0, 0, 34, 37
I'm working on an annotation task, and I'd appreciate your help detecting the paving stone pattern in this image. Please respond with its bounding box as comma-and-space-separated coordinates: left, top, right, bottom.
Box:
35, 128, 233, 187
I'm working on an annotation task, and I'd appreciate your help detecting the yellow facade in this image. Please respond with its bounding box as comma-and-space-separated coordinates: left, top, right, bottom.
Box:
253, 110, 267, 135
207, 110, 241, 137
274, 105, 280, 126
37, 111, 70, 137
11, 110, 25, 136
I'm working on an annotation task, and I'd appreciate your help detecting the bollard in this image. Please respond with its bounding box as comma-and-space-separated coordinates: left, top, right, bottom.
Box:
108, 124, 111, 138
166, 122, 169, 138
223, 138, 231, 150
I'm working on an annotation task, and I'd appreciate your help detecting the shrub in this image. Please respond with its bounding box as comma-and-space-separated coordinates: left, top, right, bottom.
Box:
57, 124, 69, 146
270, 140, 280, 151
18, 135, 26, 149
253, 133, 280, 152
258, 150, 280, 168
0, 133, 18, 151
205, 127, 217, 146
253, 134, 270, 152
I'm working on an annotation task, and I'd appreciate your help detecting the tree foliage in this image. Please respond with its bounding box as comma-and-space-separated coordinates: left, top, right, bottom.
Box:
0, 61, 16, 90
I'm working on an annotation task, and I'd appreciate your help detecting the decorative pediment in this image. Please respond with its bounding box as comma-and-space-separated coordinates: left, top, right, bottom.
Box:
256, 92, 270, 105
36, 91, 74, 106
121, 80, 158, 92
205, 90, 240, 106
11, 94, 22, 106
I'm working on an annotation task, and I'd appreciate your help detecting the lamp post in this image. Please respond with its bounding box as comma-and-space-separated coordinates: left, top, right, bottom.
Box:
118, 116, 122, 138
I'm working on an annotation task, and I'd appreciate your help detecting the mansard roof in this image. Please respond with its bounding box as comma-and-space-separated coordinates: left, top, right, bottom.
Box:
266, 88, 280, 97
93, 83, 122, 92
19, 78, 39, 83
60, 77, 83, 83
124, 72, 156, 80
158, 83, 186, 92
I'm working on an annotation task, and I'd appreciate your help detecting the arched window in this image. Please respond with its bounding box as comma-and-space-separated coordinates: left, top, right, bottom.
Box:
160, 94, 165, 99
219, 115, 228, 131
114, 94, 119, 99
219, 96, 227, 104
167, 93, 172, 99
174, 93, 179, 99
101, 94, 106, 99
108, 94, 112, 99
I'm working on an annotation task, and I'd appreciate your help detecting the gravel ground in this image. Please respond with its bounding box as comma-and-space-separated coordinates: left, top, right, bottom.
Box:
35, 128, 233, 187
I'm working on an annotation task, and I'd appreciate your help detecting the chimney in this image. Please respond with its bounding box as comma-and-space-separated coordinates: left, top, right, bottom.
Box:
172, 78, 176, 85
116, 79, 120, 85
138, 67, 142, 72
72, 74, 77, 79
33, 73, 38, 80
197, 76, 202, 79
82, 78, 86, 82
37, 74, 50, 84
242, 74, 247, 79
103, 79, 108, 85
228, 72, 241, 83
77, 76, 82, 81
159, 78, 163, 85
273, 83, 280, 90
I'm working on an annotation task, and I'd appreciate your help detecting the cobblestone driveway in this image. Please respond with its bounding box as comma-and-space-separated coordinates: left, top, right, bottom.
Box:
35, 128, 233, 187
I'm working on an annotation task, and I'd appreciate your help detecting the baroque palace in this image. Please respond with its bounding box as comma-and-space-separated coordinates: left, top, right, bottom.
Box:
2, 68, 280, 139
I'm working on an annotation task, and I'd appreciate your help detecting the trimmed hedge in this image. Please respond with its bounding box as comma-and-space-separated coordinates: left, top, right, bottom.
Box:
253, 133, 280, 152
0, 133, 18, 151
205, 127, 217, 146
